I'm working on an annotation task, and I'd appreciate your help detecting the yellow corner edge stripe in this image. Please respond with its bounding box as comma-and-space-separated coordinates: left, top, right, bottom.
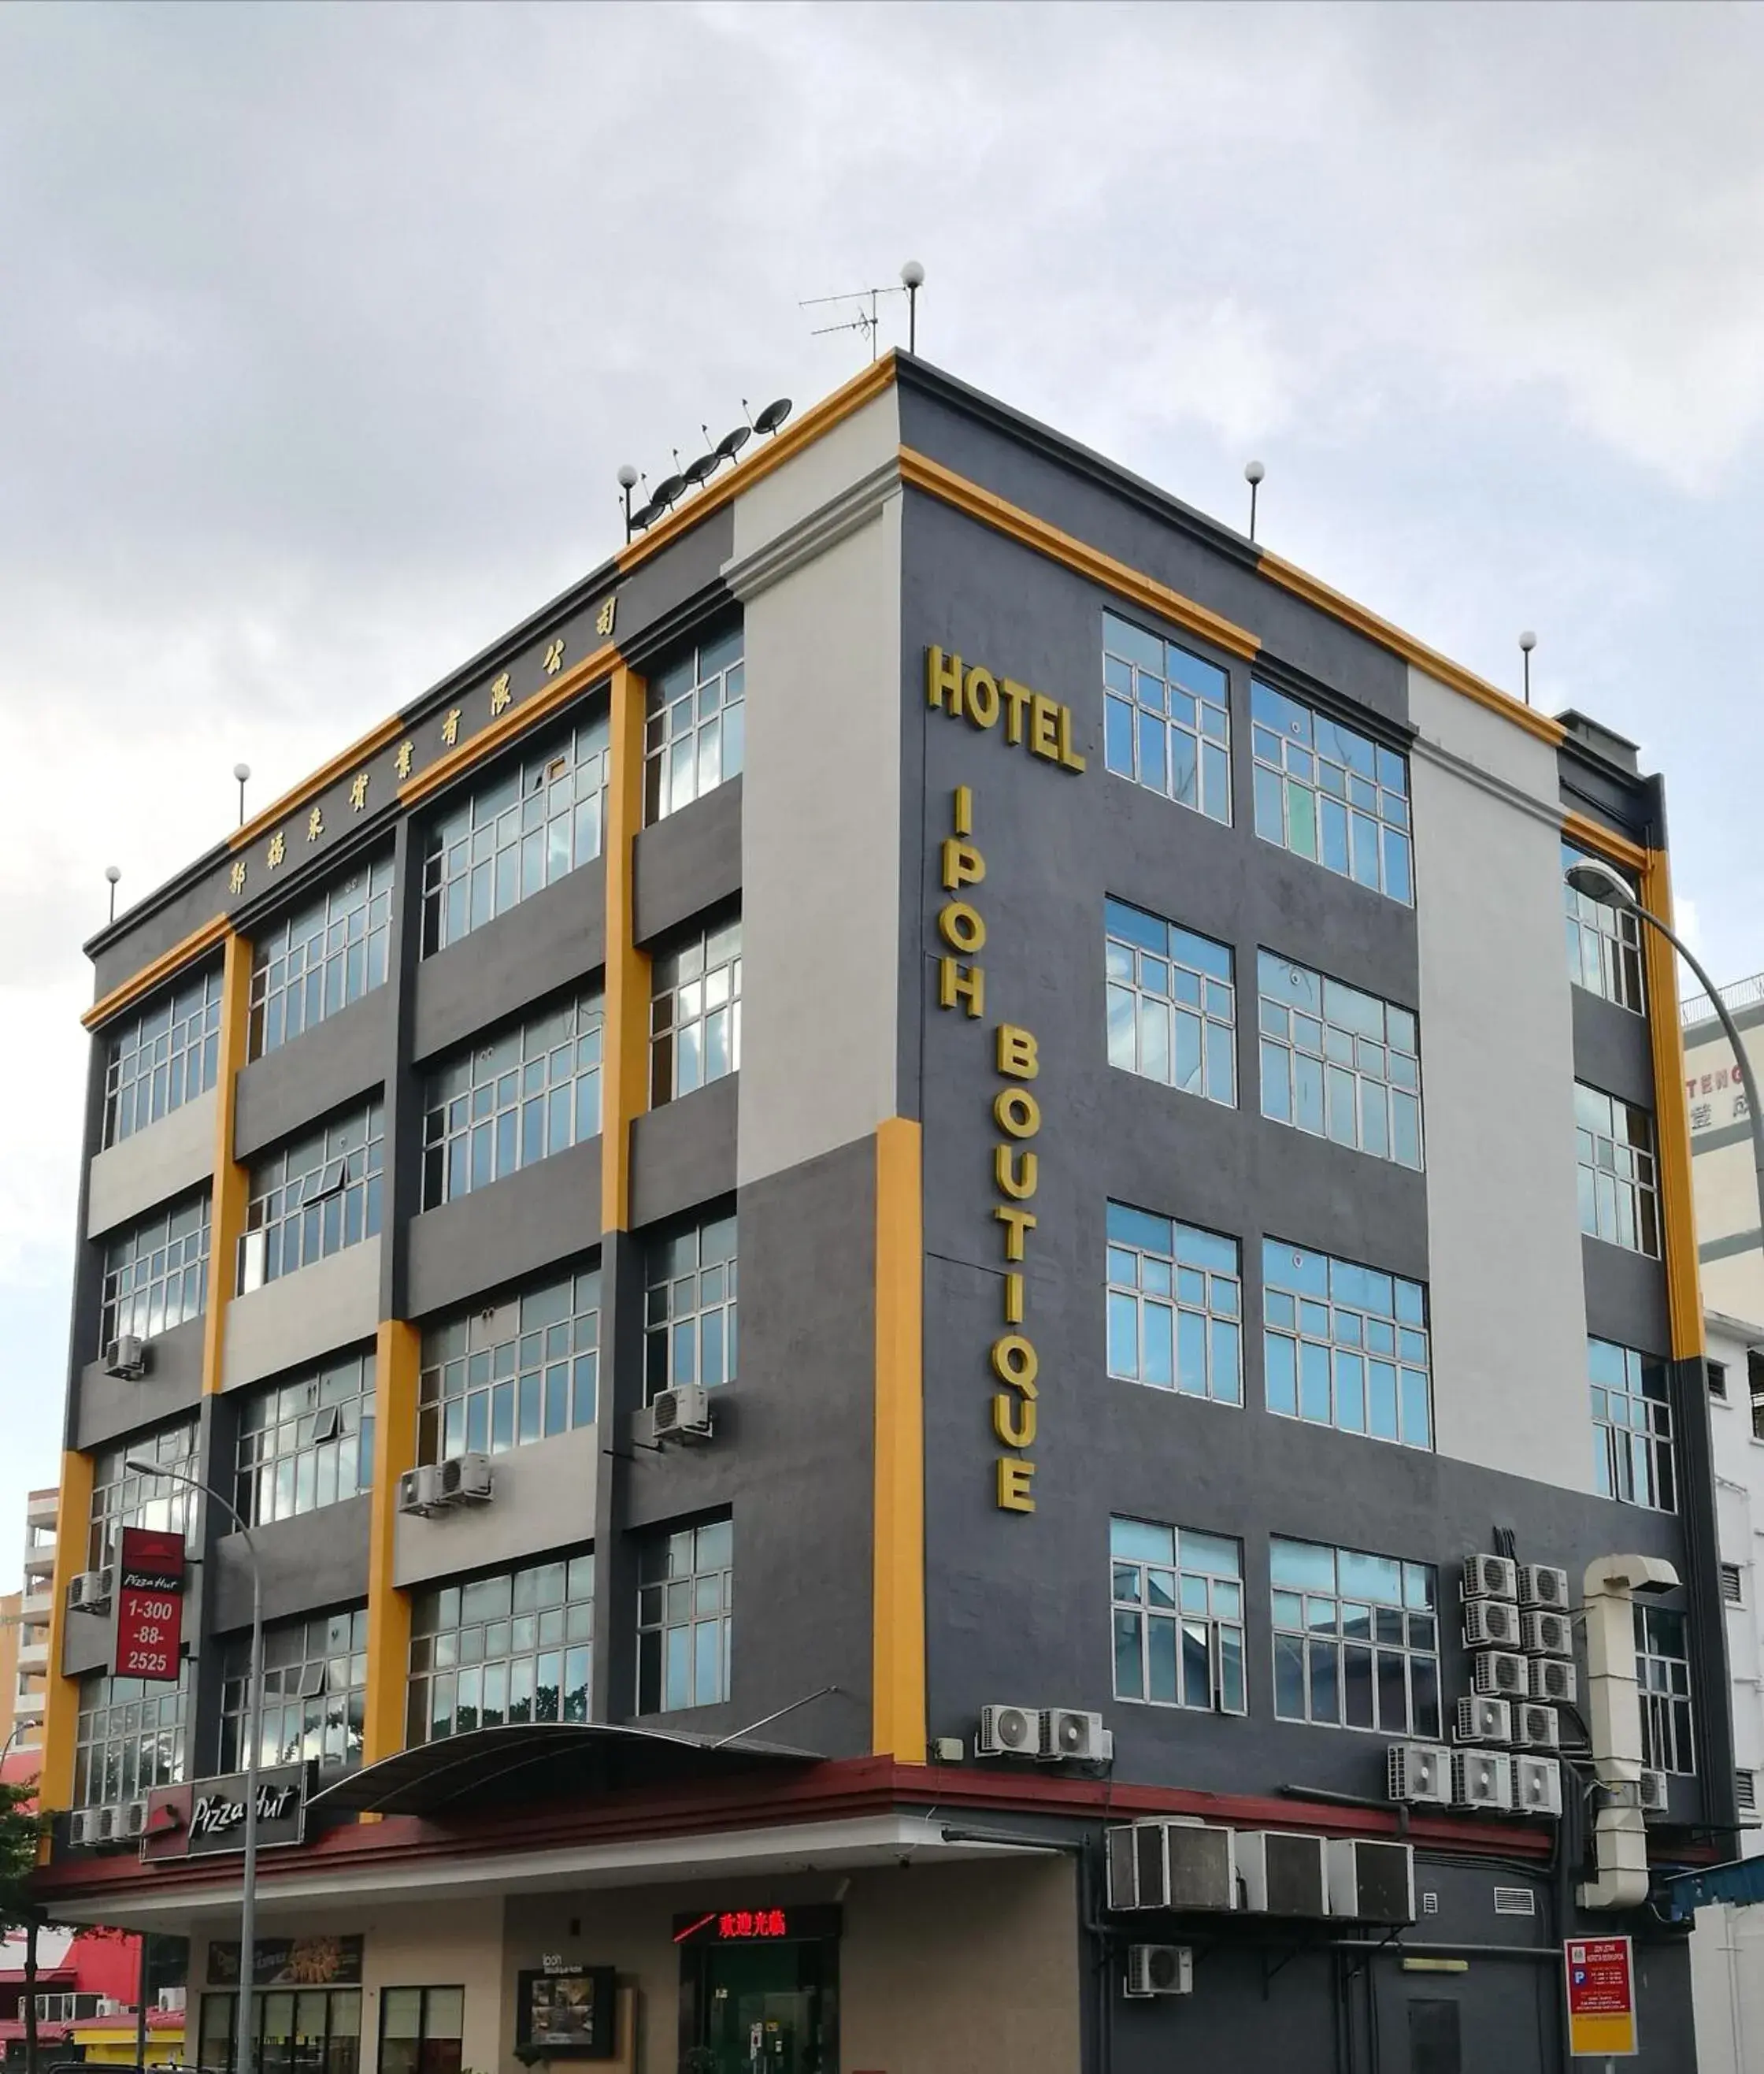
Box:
873, 1117, 926, 1764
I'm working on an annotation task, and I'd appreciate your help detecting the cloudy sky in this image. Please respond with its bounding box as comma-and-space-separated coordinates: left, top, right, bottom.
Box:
2, 1, 1762, 1568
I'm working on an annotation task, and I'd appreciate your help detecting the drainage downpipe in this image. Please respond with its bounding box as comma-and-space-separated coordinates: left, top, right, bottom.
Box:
1577, 1552, 1679, 1912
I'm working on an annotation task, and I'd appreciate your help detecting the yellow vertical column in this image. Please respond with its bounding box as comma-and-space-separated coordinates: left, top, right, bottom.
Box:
872, 1117, 926, 1763
600, 662, 650, 1235
1642, 846, 1706, 1360
363, 1317, 420, 1763
38, 1453, 95, 1811
201, 927, 253, 1395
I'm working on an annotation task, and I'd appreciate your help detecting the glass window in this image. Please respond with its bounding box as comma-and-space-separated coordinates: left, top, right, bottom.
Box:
103, 964, 223, 1146
1105, 1202, 1242, 1405
380, 1987, 464, 2074
240, 1103, 384, 1293
645, 1215, 737, 1402
418, 1265, 602, 1464
74, 1667, 187, 1807
1562, 841, 1644, 1012
1251, 681, 1412, 902
1749, 1350, 1764, 1443
1258, 952, 1423, 1168
1110, 1517, 1245, 1713
644, 624, 744, 823
650, 915, 741, 1105
421, 992, 603, 1208
1635, 1605, 1694, 1775
101, 1195, 211, 1347
406, 1552, 593, 1746
88, 1423, 198, 1571
1707, 1360, 1729, 1401
202, 1986, 361, 2074
1270, 1538, 1440, 1737
250, 856, 396, 1059
637, 1517, 732, 1713
1574, 1083, 1660, 1256
1262, 1241, 1432, 1449
1101, 610, 1232, 823
235, 1349, 376, 1528
1588, 1338, 1673, 1511
421, 709, 610, 955
1104, 897, 1236, 1107
221, 1607, 368, 1775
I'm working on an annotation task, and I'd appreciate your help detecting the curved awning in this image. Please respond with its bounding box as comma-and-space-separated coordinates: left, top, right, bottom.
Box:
306, 1722, 821, 1820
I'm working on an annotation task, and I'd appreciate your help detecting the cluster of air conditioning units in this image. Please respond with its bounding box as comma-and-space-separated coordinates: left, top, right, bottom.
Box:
1389, 1739, 1566, 1818
397, 1453, 493, 1517
102, 1333, 150, 1380
69, 1799, 148, 1847
68, 1568, 113, 1615
976, 1704, 1113, 1764
1107, 1820, 1414, 1927
640, 1384, 715, 1445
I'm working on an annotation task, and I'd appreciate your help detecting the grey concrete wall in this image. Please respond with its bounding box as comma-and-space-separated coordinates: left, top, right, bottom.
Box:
411, 857, 605, 1066
615, 1131, 876, 1758
629, 1075, 736, 1232
234, 987, 390, 1161
1583, 1234, 1673, 1353
405, 1137, 602, 1321
1571, 981, 1656, 1114
632, 776, 742, 948
1406, 665, 1594, 1492
897, 473, 1706, 1820
392, 1422, 600, 1590
74, 1315, 206, 1453
733, 473, 903, 1189
86, 1089, 215, 1239
221, 1235, 383, 1390
209, 1495, 372, 1634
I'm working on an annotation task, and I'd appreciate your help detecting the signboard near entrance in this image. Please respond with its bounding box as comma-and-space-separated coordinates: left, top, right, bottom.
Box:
515, 1965, 617, 2059
143, 1761, 311, 1861
207, 1935, 364, 1987
113, 1526, 185, 1680
1564, 1935, 1638, 2057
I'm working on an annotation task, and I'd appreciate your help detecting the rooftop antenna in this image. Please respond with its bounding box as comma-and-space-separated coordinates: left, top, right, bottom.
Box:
1518, 629, 1536, 708
233, 762, 251, 827
617, 464, 639, 541
1244, 461, 1266, 543
901, 259, 925, 354
104, 864, 120, 923
802, 262, 921, 363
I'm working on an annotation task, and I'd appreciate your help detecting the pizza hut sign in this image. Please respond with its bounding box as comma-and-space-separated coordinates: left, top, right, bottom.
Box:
144, 1762, 311, 1859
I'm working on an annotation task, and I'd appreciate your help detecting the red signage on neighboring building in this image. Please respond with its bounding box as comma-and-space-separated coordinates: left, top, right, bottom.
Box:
113, 1527, 185, 1682
1564, 1935, 1638, 2057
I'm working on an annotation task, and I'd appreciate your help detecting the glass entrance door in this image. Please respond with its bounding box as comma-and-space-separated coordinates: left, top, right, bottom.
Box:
688, 1939, 836, 2074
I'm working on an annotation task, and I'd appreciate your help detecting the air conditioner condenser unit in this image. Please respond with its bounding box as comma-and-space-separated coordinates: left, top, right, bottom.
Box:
1327, 1838, 1416, 1924
975, 1704, 1041, 1759
1464, 1598, 1521, 1649
1518, 1563, 1569, 1609
1463, 1554, 1518, 1601
1472, 1650, 1529, 1697
1123, 1945, 1192, 1998
1451, 1749, 1514, 1812
1387, 1742, 1453, 1805
1455, 1696, 1512, 1746
1237, 1831, 1329, 1917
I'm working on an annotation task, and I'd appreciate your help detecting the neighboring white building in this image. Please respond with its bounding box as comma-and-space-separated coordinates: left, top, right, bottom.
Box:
1682, 972, 1764, 2074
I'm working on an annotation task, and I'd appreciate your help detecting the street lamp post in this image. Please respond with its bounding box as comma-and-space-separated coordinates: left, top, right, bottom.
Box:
1563, 860, 1764, 1234
123, 1462, 264, 2074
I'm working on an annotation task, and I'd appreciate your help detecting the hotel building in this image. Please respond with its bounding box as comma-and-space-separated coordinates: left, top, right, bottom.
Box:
33, 353, 1732, 2073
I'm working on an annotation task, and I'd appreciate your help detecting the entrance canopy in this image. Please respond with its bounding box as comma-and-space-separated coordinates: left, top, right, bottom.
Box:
306, 1722, 821, 1820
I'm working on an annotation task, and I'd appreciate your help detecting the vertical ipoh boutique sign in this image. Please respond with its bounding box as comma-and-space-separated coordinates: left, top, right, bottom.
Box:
113, 1526, 186, 1680
926, 646, 1085, 1516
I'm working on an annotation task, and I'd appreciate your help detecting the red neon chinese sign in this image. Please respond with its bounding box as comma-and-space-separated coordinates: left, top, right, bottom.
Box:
113, 1526, 185, 1682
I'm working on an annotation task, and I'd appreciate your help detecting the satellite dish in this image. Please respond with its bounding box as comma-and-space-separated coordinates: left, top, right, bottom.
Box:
684, 451, 719, 488
754, 398, 792, 436
629, 499, 662, 531
652, 473, 685, 508
714, 425, 750, 463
